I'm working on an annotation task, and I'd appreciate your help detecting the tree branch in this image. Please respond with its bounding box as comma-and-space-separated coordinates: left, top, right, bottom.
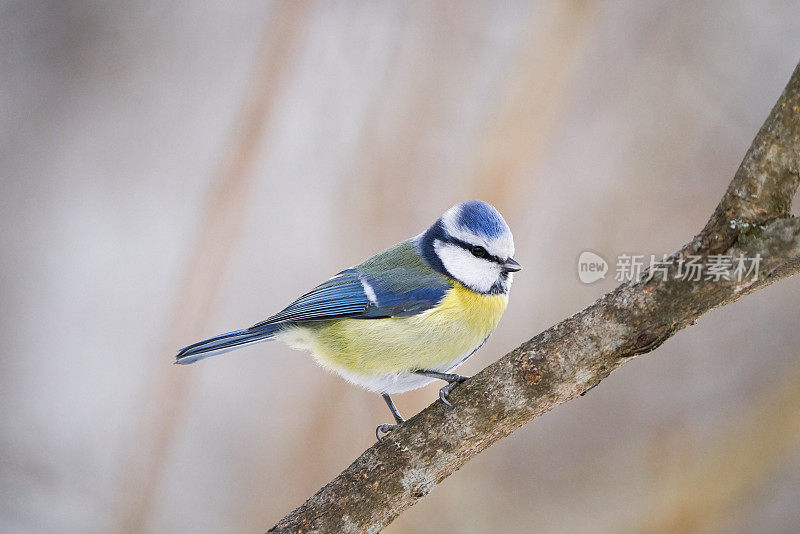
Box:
270, 61, 800, 533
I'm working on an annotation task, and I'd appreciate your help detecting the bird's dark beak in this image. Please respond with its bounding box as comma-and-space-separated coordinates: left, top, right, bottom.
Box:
502, 257, 522, 273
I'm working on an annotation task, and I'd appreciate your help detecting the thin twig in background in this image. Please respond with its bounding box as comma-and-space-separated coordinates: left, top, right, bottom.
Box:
111, 3, 312, 533
269, 60, 800, 533
470, 0, 597, 204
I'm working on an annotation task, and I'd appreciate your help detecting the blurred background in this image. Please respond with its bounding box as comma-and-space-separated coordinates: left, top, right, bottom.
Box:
2, 1, 800, 532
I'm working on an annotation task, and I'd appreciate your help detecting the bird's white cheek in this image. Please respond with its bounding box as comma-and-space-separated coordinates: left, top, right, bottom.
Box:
434, 242, 500, 293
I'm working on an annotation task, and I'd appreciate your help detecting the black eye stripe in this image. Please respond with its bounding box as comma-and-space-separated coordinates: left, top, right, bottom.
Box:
449, 237, 504, 264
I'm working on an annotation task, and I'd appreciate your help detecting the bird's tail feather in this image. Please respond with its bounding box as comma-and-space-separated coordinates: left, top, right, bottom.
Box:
175, 324, 281, 364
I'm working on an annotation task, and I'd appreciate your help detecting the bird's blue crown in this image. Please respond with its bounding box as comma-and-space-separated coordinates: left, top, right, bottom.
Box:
453, 199, 507, 240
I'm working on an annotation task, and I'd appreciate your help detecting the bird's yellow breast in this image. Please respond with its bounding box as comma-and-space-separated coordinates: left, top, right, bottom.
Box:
279, 282, 508, 376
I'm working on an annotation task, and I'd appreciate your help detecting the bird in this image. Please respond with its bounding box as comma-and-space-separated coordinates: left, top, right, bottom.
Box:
176, 199, 521, 440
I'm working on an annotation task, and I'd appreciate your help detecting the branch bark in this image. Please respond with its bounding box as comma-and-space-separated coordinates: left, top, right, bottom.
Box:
270, 61, 800, 533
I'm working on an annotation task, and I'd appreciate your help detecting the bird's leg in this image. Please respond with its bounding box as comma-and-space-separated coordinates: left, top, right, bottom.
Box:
376, 393, 405, 441
415, 370, 469, 407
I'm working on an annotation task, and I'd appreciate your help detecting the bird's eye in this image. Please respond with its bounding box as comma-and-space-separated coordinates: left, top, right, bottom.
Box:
470, 245, 487, 258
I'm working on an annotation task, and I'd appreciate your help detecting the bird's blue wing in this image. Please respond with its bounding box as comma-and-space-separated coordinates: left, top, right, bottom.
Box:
250, 265, 451, 328
359, 267, 451, 318
251, 269, 372, 326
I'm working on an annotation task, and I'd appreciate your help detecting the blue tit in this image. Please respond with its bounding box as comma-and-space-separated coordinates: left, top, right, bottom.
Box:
176, 199, 521, 439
